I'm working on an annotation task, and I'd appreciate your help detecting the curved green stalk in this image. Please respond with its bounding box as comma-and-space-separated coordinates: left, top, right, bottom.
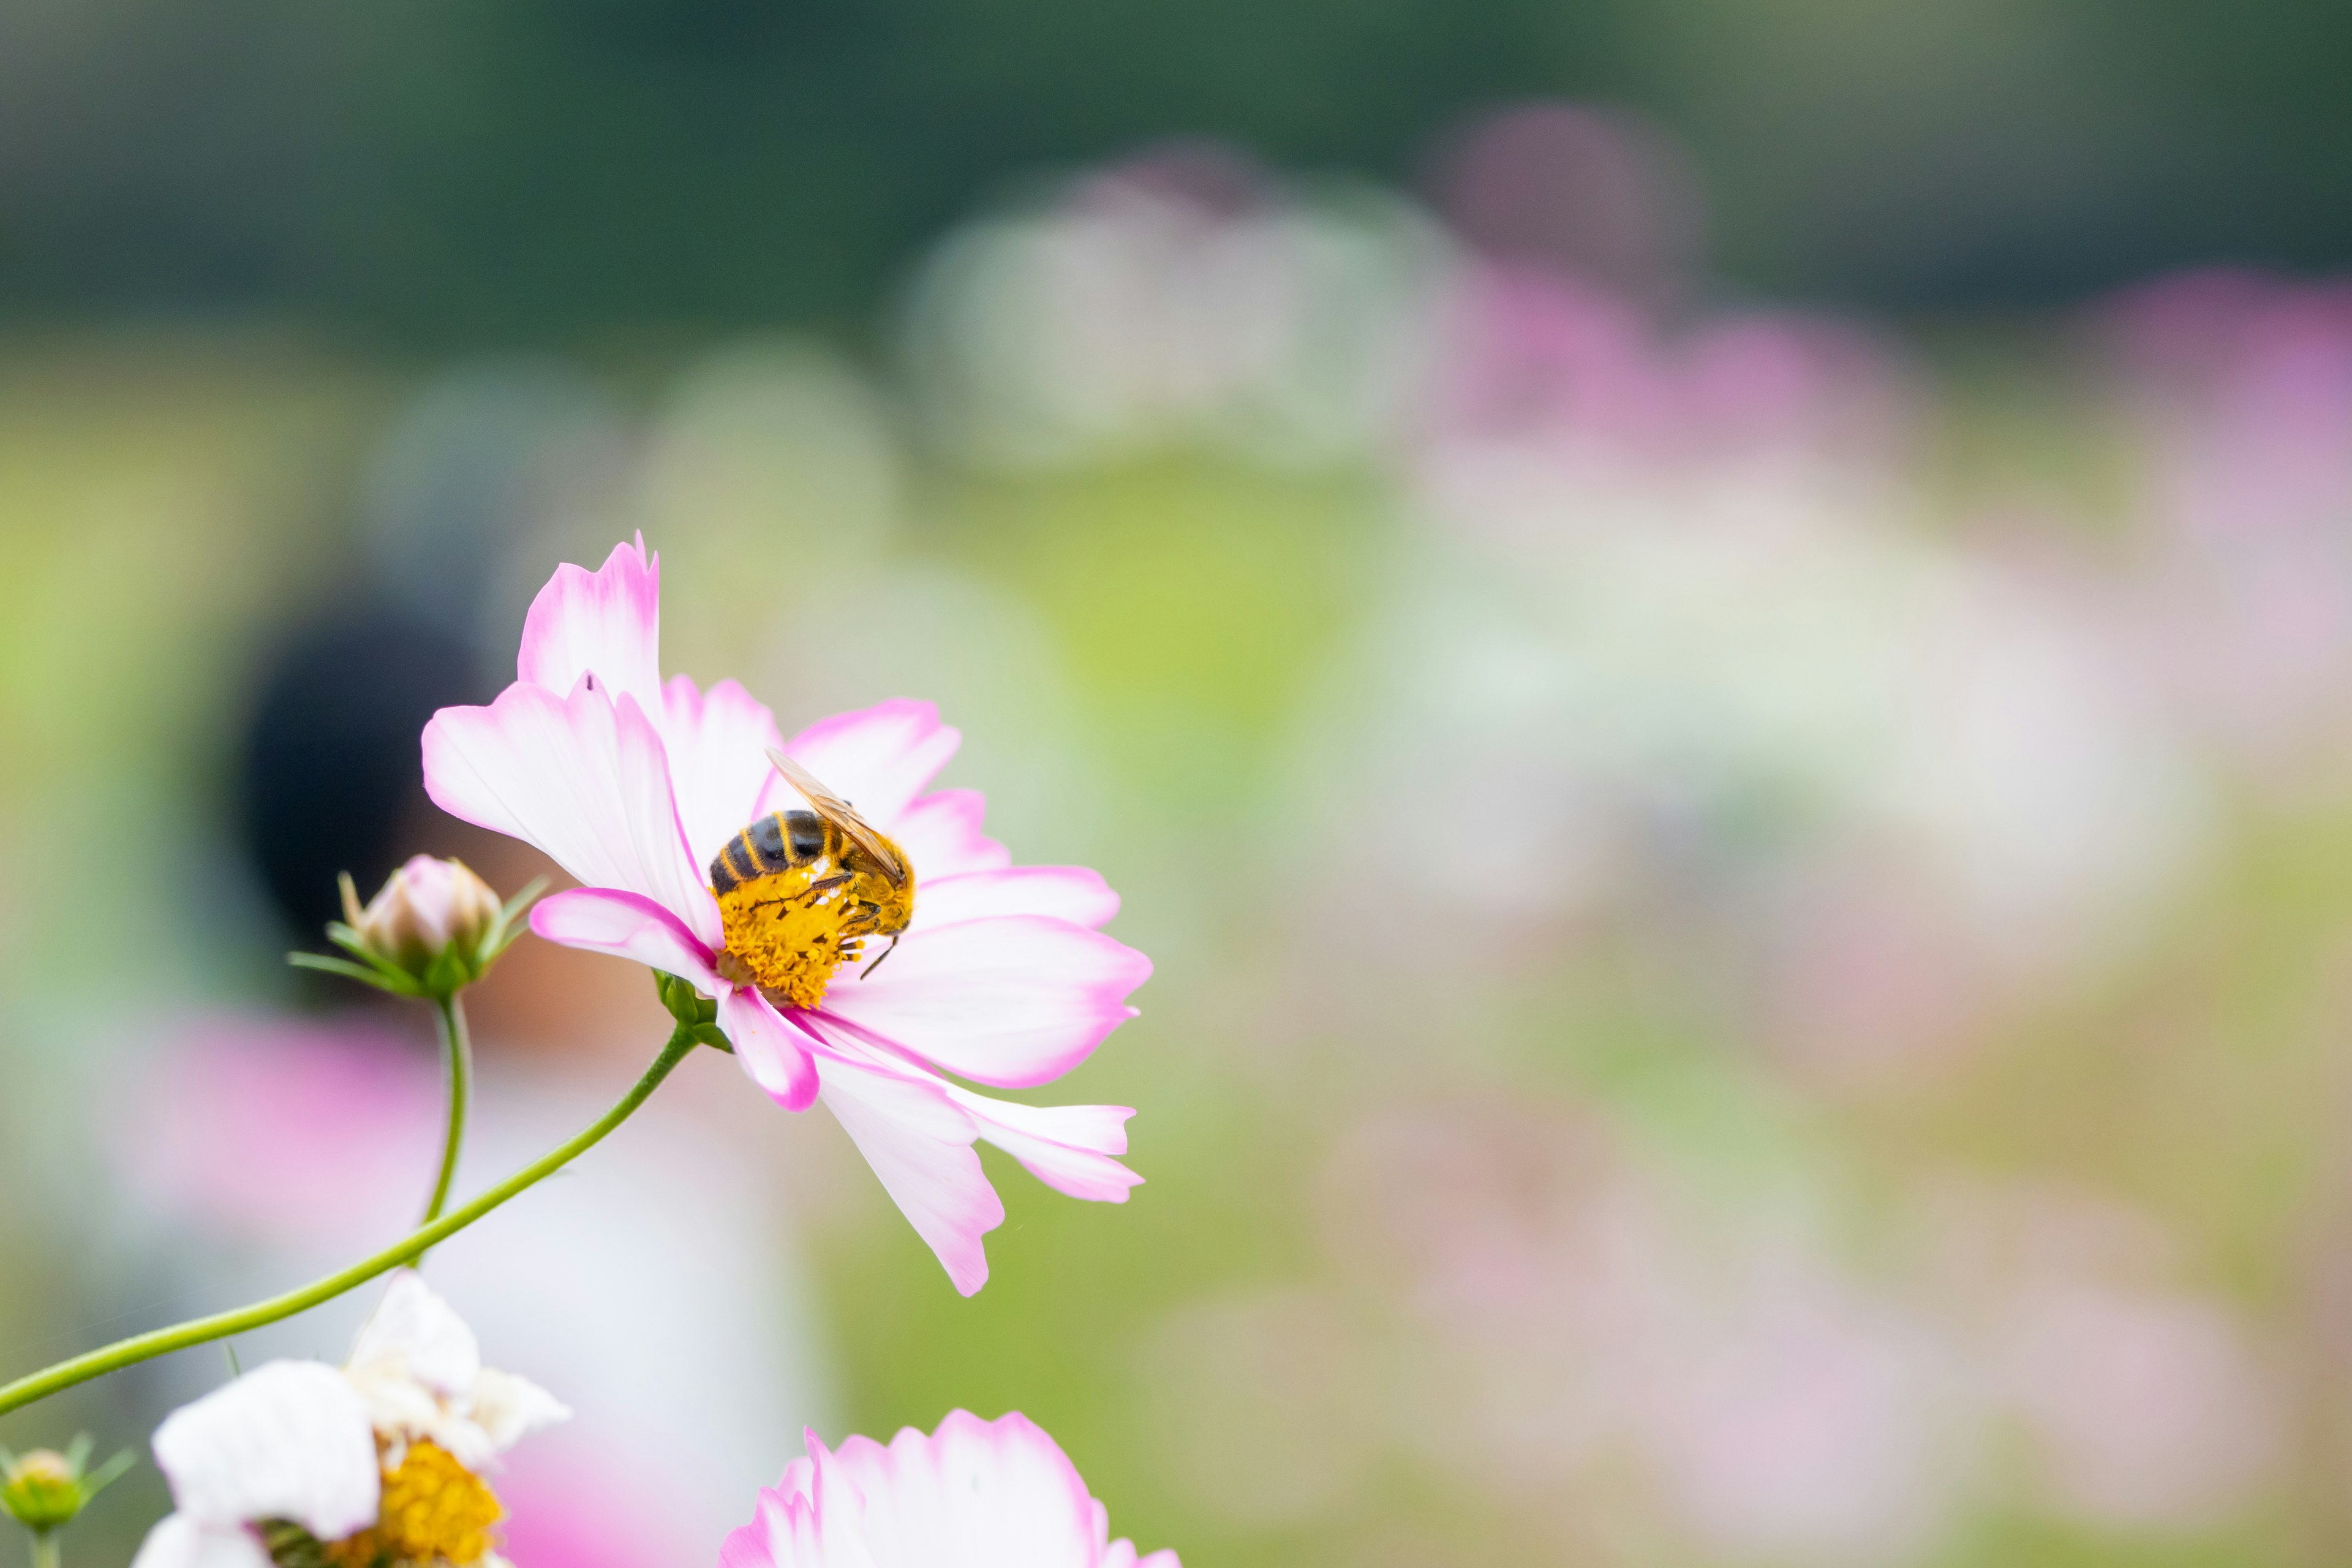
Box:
420, 995, 473, 1232
29, 1532, 57, 1568
0, 1029, 698, 1418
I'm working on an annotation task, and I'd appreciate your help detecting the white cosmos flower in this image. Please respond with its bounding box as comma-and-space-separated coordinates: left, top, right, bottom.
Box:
722, 1411, 1178, 1568
131, 1272, 566, 1568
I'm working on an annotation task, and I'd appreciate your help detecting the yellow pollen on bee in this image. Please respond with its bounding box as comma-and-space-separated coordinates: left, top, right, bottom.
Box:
319, 1440, 502, 1568
714, 857, 914, 1012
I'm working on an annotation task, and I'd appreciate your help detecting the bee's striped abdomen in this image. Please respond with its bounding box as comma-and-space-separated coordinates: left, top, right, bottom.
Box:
708, 810, 828, 894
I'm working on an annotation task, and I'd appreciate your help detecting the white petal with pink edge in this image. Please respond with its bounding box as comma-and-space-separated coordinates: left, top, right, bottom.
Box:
775, 699, 962, 827
942, 1087, 1142, 1204
810, 1049, 1001, 1297
515, 536, 665, 718
889, 788, 1009, 879
530, 888, 724, 992
425, 681, 722, 948
910, 867, 1120, 932
718, 986, 822, 1111
720, 1412, 1178, 1568
720, 1438, 878, 1568
827, 1412, 1123, 1568
822, 916, 1151, 1089
663, 674, 789, 869
151, 1361, 380, 1539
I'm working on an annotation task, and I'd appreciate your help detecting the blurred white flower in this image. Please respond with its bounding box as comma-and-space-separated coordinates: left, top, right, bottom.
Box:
903, 148, 1451, 467
133, 1272, 567, 1568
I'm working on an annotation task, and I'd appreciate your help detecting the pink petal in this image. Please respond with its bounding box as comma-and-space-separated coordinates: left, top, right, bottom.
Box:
530, 888, 723, 992
662, 674, 789, 870
515, 536, 666, 719
891, 788, 1009, 880
942, 1087, 1143, 1202
811, 1047, 1001, 1297
821, 916, 1151, 1088
424, 682, 723, 949
777, 699, 962, 829
912, 867, 1120, 932
718, 986, 821, 1112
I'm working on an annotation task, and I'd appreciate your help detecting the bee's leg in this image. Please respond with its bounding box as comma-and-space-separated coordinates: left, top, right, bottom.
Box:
859, 932, 903, 979
794, 873, 853, 904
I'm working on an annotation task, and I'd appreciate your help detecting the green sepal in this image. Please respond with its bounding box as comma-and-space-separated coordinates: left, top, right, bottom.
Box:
287, 952, 418, 995
423, 943, 469, 998
475, 876, 550, 971
75, 1448, 133, 1504
323, 925, 428, 990
654, 971, 723, 1036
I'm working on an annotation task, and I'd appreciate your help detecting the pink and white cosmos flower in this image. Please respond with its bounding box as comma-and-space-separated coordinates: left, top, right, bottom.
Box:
421, 537, 1151, 1294
721, 1411, 1177, 1568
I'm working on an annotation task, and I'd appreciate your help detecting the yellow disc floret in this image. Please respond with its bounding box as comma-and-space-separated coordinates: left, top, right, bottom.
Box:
714, 853, 915, 1012
320, 1440, 502, 1568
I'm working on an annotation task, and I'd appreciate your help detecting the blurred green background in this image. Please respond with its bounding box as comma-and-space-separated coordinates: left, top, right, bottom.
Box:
5, 0, 2351, 336
7, 4, 2352, 1567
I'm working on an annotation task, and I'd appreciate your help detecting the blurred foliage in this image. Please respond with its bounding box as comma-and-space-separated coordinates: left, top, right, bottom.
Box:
1, 0, 2348, 342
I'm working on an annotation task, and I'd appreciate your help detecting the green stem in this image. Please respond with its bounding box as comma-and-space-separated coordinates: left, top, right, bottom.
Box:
29, 1532, 56, 1568
0, 1029, 698, 1418
419, 995, 473, 1232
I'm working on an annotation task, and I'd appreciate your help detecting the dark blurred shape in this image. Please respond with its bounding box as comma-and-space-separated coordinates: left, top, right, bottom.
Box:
1, 0, 2343, 339
236, 603, 480, 940
357, 361, 631, 655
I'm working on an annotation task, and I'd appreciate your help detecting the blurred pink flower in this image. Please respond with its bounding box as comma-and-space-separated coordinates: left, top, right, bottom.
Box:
1999, 1282, 2277, 1528
2097, 271, 2352, 771
1630, 1266, 1969, 1562
494, 1439, 677, 1568
720, 1412, 1177, 1568
1321, 1105, 1978, 1558
423, 537, 1151, 1294
111, 1014, 438, 1248
1431, 103, 1702, 307
1416, 262, 1909, 483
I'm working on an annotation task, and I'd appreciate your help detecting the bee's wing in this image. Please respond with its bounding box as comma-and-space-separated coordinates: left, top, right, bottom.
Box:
766, 748, 907, 883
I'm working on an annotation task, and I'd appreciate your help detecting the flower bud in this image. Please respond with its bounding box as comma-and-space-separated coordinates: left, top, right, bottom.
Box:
0, 1450, 80, 1532
345, 856, 503, 974
303, 858, 539, 1000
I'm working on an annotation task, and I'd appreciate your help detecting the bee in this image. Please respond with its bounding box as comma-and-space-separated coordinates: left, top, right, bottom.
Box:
709, 750, 916, 1006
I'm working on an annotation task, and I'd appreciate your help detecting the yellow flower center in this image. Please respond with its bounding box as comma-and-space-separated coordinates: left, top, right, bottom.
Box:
319, 1441, 502, 1568
714, 856, 916, 1011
